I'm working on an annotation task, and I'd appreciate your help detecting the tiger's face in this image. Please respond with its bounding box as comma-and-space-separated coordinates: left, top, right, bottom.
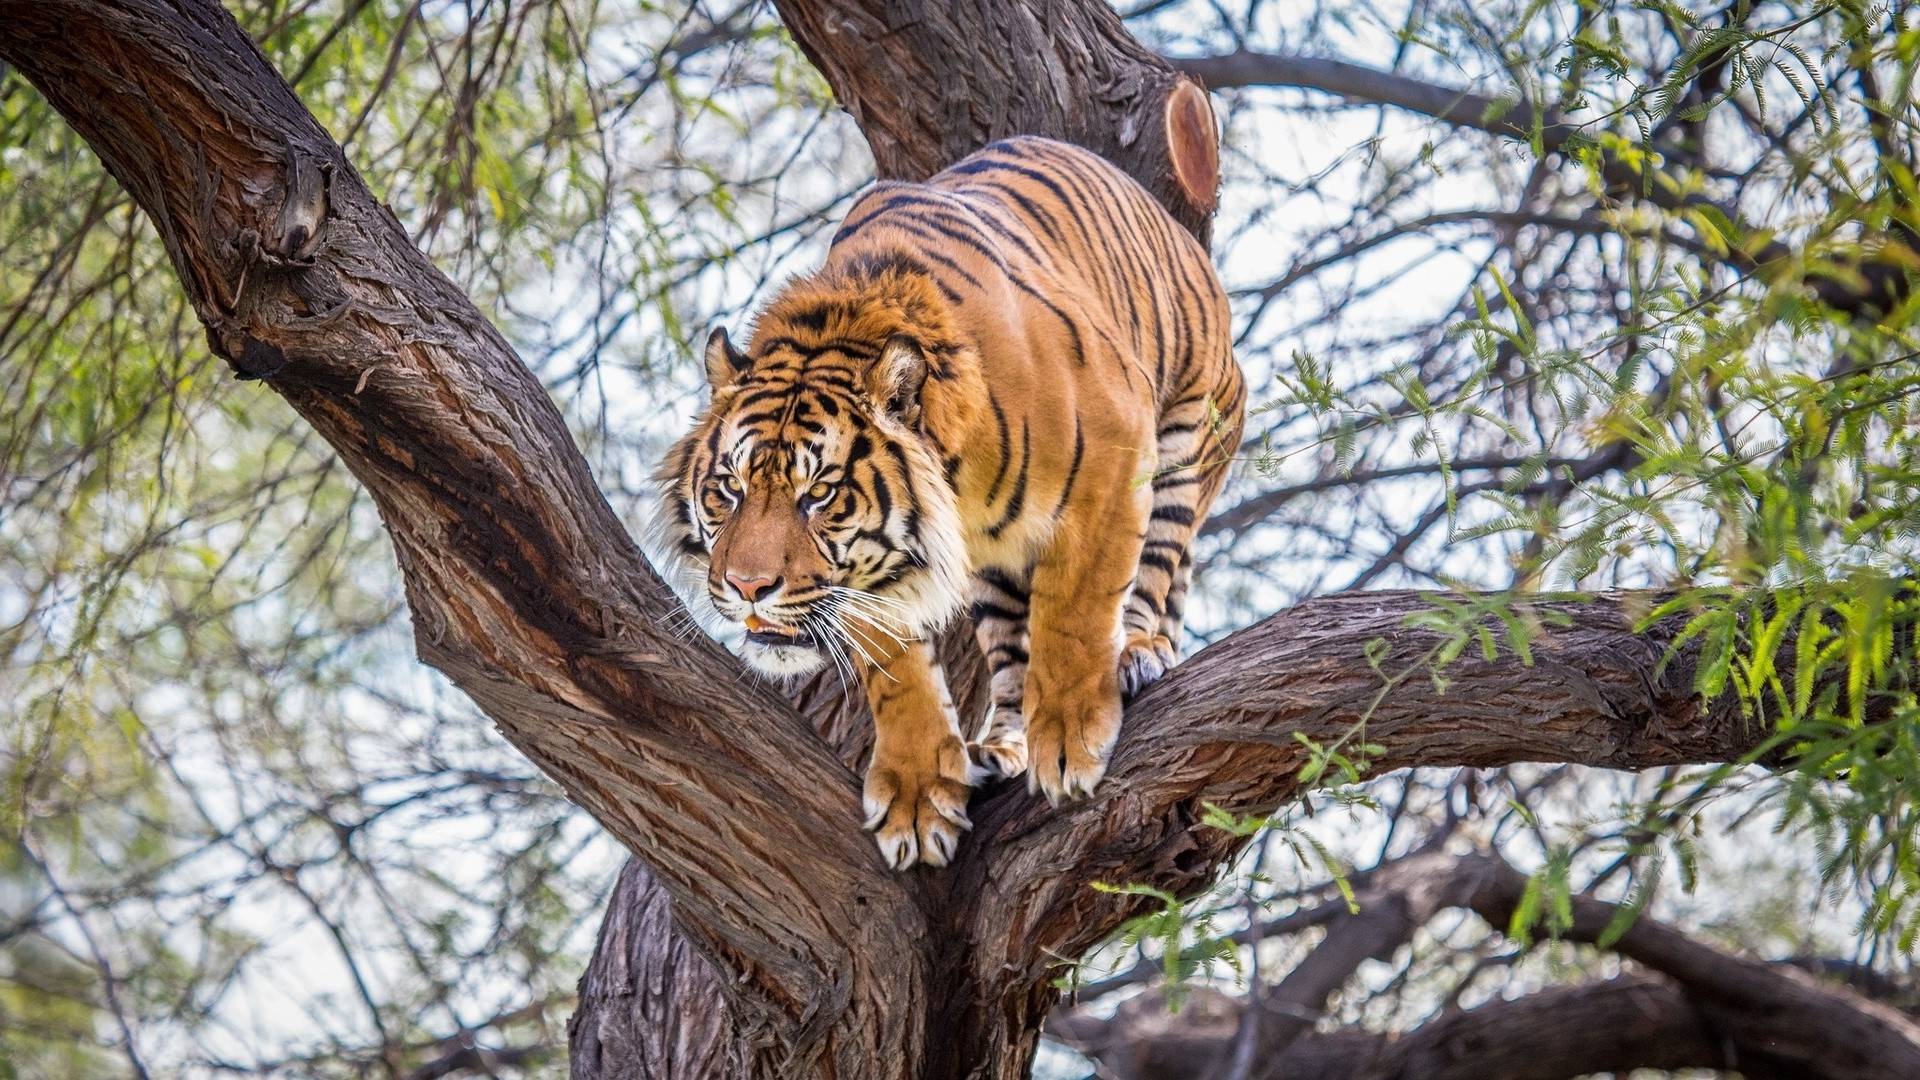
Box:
655, 327, 967, 677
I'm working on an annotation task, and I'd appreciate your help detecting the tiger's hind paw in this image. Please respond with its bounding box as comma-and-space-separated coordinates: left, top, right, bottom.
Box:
1118, 632, 1179, 699
968, 722, 1028, 781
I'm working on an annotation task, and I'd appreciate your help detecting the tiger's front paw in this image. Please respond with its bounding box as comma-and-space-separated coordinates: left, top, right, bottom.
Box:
1027, 697, 1120, 806
1118, 632, 1180, 699
863, 734, 979, 869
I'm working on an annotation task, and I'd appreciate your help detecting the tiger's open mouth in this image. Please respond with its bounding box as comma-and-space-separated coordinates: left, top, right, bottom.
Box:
736, 614, 827, 676
744, 625, 820, 649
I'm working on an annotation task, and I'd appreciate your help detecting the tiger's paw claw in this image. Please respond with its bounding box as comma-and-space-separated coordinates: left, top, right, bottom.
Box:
1118, 633, 1179, 699
1026, 704, 1118, 807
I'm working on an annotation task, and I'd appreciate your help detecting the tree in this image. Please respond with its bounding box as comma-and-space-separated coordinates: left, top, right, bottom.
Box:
3, 1, 1918, 1077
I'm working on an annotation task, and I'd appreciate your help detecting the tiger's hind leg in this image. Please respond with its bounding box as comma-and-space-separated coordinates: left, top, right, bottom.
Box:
1119, 387, 1241, 698
967, 565, 1031, 780
1026, 465, 1149, 805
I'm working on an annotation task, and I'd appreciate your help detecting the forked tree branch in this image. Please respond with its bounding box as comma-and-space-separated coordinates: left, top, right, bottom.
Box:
932, 589, 1780, 1059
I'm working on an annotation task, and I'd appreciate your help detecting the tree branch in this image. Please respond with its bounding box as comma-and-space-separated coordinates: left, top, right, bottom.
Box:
1174, 48, 1913, 316
1064, 848, 1920, 1079
774, 0, 1220, 244
1464, 850, 1920, 1078
1059, 975, 1733, 1080
932, 588, 1795, 1061
1177, 51, 1544, 138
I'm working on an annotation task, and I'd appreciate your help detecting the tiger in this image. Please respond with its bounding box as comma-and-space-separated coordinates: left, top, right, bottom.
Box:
656, 135, 1245, 869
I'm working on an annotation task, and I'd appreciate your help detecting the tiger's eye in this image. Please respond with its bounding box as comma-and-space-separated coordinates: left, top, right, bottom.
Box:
807, 481, 833, 502
722, 474, 743, 494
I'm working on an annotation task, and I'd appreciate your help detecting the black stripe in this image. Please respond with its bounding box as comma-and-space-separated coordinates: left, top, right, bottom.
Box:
1020, 145, 1126, 308
1050, 420, 1085, 521
952, 173, 1070, 249
986, 421, 1031, 539
782, 303, 836, 332
1136, 551, 1178, 575
1020, 151, 1139, 363
856, 195, 1093, 366
856, 225, 981, 298
883, 439, 920, 543
987, 643, 1030, 666
845, 249, 933, 281
732, 407, 786, 427
971, 601, 1027, 623
983, 157, 1128, 330
755, 336, 880, 361
846, 432, 874, 468
834, 184, 927, 242
975, 566, 1029, 600
983, 394, 1013, 503
840, 245, 970, 305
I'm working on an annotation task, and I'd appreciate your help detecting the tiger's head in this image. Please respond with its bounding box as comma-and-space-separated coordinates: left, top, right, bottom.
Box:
654, 268, 976, 677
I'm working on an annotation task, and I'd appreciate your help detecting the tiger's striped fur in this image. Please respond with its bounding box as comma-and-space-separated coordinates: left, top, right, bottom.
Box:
657, 136, 1244, 869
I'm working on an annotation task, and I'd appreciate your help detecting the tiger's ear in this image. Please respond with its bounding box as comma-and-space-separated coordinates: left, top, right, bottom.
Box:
704, 327, 751, 391
868, 334, 929, 426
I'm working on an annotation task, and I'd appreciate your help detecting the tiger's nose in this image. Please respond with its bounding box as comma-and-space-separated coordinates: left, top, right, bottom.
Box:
725, 571, 781, 602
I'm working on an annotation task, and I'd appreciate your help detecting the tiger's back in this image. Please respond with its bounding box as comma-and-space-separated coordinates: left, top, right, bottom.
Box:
830, 135, 1238, 461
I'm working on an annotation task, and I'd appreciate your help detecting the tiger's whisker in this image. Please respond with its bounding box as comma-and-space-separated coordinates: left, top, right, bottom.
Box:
839, 618, 899, 667
823, 597, 914, 652
826, 584, 915, 612
806, 614, 857, 711
824, 593, 916, 641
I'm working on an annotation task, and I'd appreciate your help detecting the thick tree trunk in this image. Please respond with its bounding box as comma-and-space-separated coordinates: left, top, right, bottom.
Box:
566, 861, 733, 1078
0, 3, 1890, 1079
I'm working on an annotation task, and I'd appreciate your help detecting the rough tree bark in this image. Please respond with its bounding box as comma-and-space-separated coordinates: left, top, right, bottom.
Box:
0, 2, 1889, 1078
